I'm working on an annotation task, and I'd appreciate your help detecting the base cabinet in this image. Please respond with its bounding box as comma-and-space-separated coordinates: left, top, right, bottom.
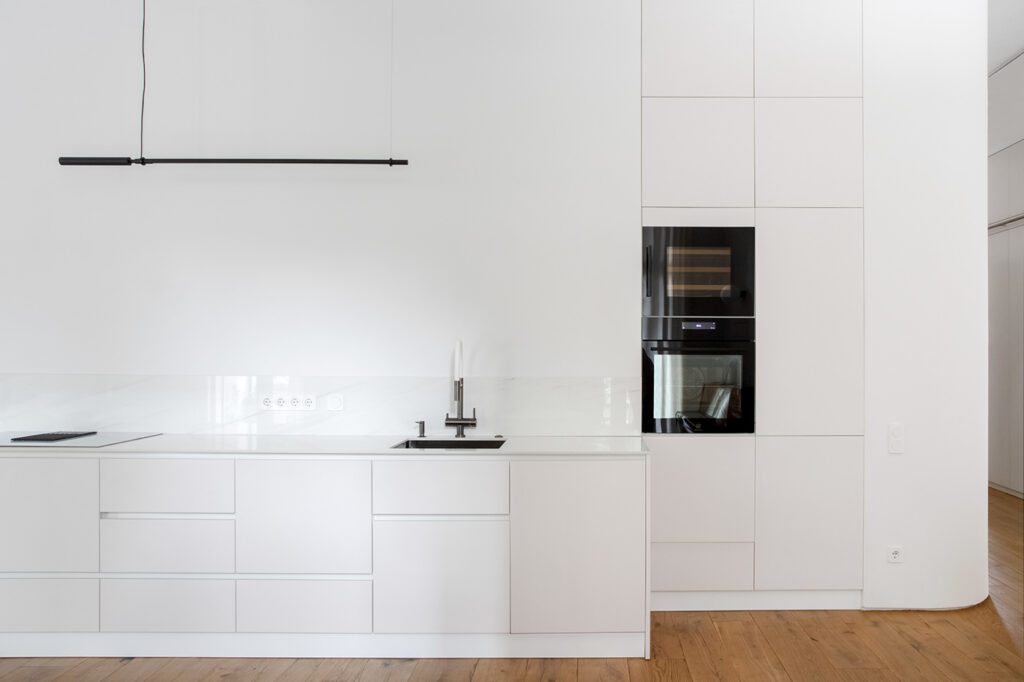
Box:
510, 460, 646, 634
237, 580, 372, 633
755, 436, 864, 590
0, 458, 98, 572
0, 579, 98, 632
101, 579, 235, 633
236, 460, 372, 574
373, 520, 510, 634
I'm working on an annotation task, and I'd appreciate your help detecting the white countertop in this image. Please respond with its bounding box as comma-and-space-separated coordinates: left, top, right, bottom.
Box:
0, 433, 646, 456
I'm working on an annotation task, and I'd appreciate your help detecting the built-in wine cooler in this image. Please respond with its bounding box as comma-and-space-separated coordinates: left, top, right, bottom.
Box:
642, 227, 755, 434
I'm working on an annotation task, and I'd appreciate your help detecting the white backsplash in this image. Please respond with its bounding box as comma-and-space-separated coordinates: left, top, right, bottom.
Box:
0, 374, 641, 437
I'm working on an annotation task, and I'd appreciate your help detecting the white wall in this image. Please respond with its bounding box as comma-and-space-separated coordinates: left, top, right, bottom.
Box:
0, 0, 639, 379
862, 0, 989, 608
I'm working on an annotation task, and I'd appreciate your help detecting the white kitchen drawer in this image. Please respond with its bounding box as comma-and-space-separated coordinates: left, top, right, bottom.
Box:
100, 459, 234, 513
374, 520, 510, 634
642, 0, 753, 96
755, 436, 864, 590
100, 519, 234, 573
646, 436, 755, 542
237, 580, 372, 634
0, 579, 98, 632
651, 543, 754, 591
101, 579, 235, 633
755, 98, 863, 208
642, 98, 754, 207
373, 460, 508, 514
754, 0, 862, 97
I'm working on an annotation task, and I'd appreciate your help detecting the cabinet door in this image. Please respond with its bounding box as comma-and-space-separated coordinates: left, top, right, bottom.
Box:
510, 460, 646, 634
755, 436, 863, 589
237, 580, 372, 634
755, 208, 864, 435
373, 520, 510, 634
0, 458, 98, 571
642, 98, 754, 208
646, 436, 754, 542
101, 579, 235, 633
236, 460, 371, 574
0, 579, 98, 632
101, 458, 234, 512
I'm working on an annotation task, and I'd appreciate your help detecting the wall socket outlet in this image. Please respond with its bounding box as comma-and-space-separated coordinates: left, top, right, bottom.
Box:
887, 546, 904, 563
260, 394, 317, 411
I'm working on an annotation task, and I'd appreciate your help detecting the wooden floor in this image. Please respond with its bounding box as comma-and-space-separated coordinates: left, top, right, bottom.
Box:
2, 489, 1021, 682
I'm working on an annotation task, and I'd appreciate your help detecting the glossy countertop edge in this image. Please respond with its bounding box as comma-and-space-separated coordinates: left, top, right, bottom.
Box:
0, 433, 647, 456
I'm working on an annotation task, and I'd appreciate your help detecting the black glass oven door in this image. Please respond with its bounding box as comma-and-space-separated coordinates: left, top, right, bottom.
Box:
642, 340, 755, 433
643, 226, 754, 318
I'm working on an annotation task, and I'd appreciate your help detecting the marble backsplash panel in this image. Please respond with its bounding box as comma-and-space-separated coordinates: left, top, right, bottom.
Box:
0, 374, 641, 437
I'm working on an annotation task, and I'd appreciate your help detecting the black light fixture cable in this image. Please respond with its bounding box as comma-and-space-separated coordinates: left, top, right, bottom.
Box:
59, 0, 407, 168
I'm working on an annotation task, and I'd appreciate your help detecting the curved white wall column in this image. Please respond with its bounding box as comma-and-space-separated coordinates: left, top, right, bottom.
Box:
862, 0, 989, 608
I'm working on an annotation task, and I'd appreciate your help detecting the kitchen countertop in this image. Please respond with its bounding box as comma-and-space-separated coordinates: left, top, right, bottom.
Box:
0, 433, 646, 456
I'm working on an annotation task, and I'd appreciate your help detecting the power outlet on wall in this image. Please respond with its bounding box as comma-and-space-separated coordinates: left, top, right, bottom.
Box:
260, 394, 317, 411
887, 546, 904, 563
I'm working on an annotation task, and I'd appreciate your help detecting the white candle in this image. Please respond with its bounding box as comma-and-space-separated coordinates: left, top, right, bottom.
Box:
454, 340, 463, 379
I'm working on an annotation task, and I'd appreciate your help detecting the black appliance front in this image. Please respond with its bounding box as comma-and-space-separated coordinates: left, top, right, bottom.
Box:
643, 226, 754, 318
642, 323, 755, 434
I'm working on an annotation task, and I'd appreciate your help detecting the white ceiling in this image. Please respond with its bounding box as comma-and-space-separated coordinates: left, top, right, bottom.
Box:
990, 0, 1024, 73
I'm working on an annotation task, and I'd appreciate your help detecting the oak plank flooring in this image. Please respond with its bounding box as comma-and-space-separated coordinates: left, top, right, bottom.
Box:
2, 488, 1020, 682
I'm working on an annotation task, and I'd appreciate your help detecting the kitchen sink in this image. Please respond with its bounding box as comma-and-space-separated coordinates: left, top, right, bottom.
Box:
391, 438, 506, 450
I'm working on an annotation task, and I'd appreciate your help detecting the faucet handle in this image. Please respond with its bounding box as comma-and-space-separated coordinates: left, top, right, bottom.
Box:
415, 420, 425, 437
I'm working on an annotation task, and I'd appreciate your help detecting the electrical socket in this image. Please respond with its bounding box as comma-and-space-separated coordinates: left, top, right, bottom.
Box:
887, 546, 904, 563
260, 394, 317, 411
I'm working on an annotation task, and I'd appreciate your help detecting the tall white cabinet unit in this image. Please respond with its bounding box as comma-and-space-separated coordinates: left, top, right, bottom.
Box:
642, 0, 866, 610
989, 224, 1024, 496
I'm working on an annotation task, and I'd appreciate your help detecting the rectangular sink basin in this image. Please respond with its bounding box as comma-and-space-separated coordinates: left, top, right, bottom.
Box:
392, 438, 506, 450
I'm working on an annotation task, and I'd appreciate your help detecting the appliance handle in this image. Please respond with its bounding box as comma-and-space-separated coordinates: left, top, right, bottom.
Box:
643, 245, 652, 298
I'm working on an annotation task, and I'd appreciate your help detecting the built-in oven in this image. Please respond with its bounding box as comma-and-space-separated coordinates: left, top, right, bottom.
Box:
642, 318, 755, 433
643, 226, 754, 318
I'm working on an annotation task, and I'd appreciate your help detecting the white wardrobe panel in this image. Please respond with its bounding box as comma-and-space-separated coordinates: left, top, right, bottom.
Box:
755, 98, 863, 208
643, 98, 754, 207
756, 208, 864, 435
642, 0, 753, 96
754, 0, 862, 96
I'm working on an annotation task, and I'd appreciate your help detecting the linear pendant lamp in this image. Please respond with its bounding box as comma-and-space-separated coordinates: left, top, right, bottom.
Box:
60, 0, 407, 168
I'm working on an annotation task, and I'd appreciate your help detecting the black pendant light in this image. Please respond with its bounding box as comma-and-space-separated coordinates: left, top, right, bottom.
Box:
60, 0, 407, 168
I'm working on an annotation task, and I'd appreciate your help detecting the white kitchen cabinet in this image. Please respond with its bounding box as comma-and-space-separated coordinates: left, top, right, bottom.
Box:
101, 579, 235, 633
237, 580, 372, 633
373, 520, 510, 634
651, 543, 753, 591
100, 458, 234, 513
755, 436, 863, 590
755, 209, 864, 435
642, 0, 753, 97
989, 225, 1024, 495
372, 460, 508, 514
646, 436, 754, 542
755, 98, 863, 208
642, 98, 754, 208
989, 143, 1024, 224
510, 460, 646, 634
0, 579, 98, 632
236, 459, 372, 574
988, 54, 1024, 155
0, 458, 98, 572
100, 519, 235, 573
754, 0, 862, 97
